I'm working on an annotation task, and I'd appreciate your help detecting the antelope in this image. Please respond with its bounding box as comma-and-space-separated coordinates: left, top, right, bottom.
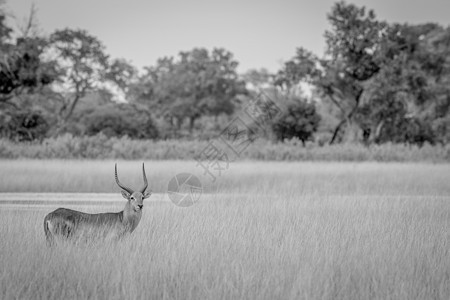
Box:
43, 163, 151, 246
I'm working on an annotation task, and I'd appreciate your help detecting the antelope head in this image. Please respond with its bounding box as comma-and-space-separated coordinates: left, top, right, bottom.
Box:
115, 163, 152, 212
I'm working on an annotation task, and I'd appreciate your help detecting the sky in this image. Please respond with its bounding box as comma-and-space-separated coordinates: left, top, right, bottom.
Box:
4, 0, 450, 73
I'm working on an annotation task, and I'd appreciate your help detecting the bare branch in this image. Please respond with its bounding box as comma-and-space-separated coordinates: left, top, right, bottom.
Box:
17, 3, 40, 38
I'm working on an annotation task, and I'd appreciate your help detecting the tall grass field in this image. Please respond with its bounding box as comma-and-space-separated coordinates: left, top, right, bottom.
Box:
1, 160, 449, 299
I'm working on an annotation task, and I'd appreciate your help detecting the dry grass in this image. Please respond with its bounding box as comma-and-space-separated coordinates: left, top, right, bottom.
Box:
0, 161, 449, 299
0, 160, 449, 195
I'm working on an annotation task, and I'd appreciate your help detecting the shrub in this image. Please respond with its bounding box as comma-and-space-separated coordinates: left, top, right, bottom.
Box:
0, 109, 50, 141
0, 134, 448, 162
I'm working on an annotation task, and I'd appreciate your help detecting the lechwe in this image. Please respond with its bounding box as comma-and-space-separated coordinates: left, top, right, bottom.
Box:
43, 163, 151, 246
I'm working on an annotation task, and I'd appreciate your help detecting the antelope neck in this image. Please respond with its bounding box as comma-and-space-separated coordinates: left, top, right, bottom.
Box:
121, 201, 142, 231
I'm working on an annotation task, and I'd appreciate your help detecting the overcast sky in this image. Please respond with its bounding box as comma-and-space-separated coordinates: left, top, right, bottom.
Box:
4, 0, 450, 73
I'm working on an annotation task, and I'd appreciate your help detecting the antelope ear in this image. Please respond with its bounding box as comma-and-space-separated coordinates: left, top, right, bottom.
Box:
121, 190, 131, 199
143, 190, 152, 199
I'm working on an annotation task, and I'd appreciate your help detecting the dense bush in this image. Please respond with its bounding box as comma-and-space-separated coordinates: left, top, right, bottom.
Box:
0, 109, 50, 141
271, 99, 321, 145
63, 103, 159, 139
0, 134, 448, 162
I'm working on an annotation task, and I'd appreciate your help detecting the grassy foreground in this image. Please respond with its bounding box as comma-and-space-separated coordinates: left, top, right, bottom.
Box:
1, 161, 450, 299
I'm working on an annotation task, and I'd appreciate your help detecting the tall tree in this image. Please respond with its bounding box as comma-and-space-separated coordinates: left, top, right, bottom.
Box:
0, 6, 58, 140
276, 2, 386, 143
357, 23, 450, 144
135, 48, 246, 133
0, 9, 56, 108
276, 1, 450, 145
48, 29, 109, 122
243, 68, 273, 90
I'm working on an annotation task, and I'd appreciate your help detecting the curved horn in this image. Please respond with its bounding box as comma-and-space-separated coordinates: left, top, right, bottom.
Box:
140, 163, 148, 193
115, 163, 133, 194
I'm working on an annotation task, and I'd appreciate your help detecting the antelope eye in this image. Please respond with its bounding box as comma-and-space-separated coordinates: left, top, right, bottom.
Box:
130, 196, 135, 200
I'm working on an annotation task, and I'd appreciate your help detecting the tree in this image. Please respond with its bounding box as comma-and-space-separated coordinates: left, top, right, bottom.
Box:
358, 23, 450, 145
0, 6, 57, 141
243, 68, 273, 90
0, 4, 12, 46
103, 58, 138, 102
134, 48, 246, 135
276, 1, 450, 145
48, 29, 109, 122
0, 9, 57, 109
271, 97, 321, 145
275, 2, 386, 144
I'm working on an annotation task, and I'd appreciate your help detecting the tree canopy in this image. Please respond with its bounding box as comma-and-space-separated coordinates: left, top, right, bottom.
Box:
1, 1, 448, 145
132, 48, 246, 134
275, 1, 450, 145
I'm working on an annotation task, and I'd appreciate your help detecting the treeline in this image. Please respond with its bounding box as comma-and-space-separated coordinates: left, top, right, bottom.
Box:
0, 1, 449, 147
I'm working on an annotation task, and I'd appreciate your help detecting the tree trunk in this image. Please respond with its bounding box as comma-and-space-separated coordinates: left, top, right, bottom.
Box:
64, 95, 80, 121
329, 89, 364, 145
189, 117, 196, 133
370, 120, 385, 144
329, 119, 347, 145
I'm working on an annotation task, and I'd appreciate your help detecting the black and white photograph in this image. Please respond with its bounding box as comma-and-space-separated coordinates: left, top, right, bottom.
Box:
0, 0, 449, 299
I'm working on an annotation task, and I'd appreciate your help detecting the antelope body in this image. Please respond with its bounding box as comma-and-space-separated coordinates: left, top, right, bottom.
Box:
44, 163, 151, 246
